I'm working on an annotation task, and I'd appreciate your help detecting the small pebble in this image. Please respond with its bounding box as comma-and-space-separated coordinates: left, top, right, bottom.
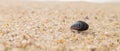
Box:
91, 48, 96, 51
71, 21, 89, 32
94, 17, 97, 19
85, 16, 89, 19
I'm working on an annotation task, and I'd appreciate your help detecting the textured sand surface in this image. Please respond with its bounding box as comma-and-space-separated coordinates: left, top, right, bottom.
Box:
0, 1, 120, 51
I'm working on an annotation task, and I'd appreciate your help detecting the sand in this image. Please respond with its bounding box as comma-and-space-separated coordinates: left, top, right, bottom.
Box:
0, 1, 120, 51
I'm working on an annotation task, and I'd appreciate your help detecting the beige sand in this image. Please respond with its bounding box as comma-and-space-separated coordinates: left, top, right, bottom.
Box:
0, 1, 120, 51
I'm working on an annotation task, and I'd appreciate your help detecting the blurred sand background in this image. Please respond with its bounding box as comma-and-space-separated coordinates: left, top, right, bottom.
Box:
0, 0, 120, 51
30, 0, 120, 3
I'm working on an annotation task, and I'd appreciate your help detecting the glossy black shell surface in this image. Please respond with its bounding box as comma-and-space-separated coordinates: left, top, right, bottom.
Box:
71, 21, 89, 31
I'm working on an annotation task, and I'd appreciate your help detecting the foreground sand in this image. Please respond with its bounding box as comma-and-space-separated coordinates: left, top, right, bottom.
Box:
0, 1, 120, 51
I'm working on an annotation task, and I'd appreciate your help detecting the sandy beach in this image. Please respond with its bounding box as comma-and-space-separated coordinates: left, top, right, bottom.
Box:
0, 1, 120, 51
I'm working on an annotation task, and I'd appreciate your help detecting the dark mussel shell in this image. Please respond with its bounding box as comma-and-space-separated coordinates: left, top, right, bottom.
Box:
71, 21, 89, 31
